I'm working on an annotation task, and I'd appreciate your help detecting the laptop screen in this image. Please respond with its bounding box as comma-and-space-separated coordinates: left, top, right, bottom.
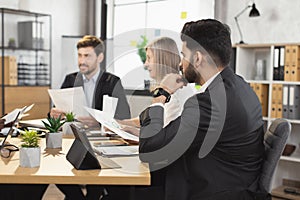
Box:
0, 111, 20, 147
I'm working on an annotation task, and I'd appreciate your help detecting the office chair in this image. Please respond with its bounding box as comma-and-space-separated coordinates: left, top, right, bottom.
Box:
259, 118, 291, 193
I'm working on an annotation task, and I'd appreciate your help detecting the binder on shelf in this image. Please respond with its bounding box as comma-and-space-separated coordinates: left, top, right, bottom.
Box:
271, 84, 283, 118
279, 46, 285, 80
0, 56, 18, 85
284, 46, 291, 81
254, 83, 269, 117
18, 21, 44, 49
273, 47, 280, 80
276, 84, 283, 118
277, 100, 283, 119
271, 84, 278, 118
290, 45, 300, 82
288, 85, 300, 120
282, 85, 289, 118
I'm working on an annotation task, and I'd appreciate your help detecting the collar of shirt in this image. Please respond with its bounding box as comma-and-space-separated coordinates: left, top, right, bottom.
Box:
82, 68, 100, 84
197, 71, 221, 94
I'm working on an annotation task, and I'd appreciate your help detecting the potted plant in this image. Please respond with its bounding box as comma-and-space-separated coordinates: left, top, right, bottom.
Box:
42, 115, 65, 149
62, 111, 76, 136
19, 130, 41, 168
136, 35, 148, 64
8, 37, 16, 48
136, 35, 150, 89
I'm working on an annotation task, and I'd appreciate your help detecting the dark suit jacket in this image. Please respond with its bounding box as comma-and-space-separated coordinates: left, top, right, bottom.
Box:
61, 71, 131, 120
139, 67, 265, 200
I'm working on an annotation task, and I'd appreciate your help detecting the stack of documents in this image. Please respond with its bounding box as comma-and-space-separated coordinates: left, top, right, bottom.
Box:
94, 146, 139, 157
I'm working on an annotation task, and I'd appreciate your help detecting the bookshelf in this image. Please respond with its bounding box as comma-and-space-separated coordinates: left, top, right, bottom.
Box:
0, 8, 51, 119
234, 43, 300, 196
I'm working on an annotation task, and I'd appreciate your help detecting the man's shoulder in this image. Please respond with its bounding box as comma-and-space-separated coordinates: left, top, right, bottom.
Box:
65, 71, 79, 79
61, 71, 81, 89
101, 71, 121, 82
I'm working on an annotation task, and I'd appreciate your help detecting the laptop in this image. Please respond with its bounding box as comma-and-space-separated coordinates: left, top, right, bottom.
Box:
0, 111, 21, 148
67, 123, 121, 169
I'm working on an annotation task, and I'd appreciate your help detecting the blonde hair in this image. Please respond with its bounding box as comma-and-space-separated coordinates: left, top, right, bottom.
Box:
145, 37, 180, 84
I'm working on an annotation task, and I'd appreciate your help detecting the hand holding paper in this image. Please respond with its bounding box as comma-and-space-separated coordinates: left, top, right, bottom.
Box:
48, 87, 89, 116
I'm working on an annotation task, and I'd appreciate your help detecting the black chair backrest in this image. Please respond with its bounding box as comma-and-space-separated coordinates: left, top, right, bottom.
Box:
259, 118, 291, 192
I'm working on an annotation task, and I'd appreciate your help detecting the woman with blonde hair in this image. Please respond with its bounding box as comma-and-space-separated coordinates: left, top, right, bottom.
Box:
119, 37, 194, 134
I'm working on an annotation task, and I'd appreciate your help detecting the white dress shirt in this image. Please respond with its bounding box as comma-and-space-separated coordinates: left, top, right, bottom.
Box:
82, 69, 100, 108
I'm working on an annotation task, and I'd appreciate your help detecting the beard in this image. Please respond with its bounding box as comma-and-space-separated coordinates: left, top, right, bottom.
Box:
185, 62, 201, 84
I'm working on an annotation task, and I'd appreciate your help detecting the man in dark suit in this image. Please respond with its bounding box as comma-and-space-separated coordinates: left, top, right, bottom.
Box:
52, 35, 131, 200
138, 19, 267, 200
51, 35, 131, 125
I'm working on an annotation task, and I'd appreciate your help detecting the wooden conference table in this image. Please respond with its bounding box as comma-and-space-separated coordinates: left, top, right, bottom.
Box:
0, 137, 150, 186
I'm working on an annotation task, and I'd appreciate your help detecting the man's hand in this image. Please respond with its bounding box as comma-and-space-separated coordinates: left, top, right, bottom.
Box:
116, 118, 140, 128
160, 73, 186, 94
121, 125, 140, 137
50, 108, 65, 119
77, 116, 100, 129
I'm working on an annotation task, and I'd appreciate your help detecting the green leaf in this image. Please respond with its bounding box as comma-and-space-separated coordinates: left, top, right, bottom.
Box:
136, 35, 148, 64
65, 111, 75, 122
42, 114, 65, 133
21, 130, 40, 148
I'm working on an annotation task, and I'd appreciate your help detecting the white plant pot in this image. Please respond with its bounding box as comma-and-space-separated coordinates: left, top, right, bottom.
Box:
19, 147, 41, 168
46, 132, 63, 149
62, 122, 73, 135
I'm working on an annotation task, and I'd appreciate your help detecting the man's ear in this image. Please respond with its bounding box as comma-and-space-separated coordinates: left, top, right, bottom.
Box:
193, 51, 203, 68
97, 53, 104, 63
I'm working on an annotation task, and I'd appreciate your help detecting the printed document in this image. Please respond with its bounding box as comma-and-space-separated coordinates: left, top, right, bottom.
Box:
85, 107, 139, 142
48, 87, 89, 116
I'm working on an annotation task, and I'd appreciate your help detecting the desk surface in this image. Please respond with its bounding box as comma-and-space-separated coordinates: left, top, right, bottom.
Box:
0, 138, 150, 185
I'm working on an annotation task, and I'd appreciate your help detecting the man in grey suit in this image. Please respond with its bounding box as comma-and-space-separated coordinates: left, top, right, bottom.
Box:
138, 19, 267, 200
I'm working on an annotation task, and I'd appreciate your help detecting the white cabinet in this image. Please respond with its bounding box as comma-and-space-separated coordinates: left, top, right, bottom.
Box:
234, 43, 300, 191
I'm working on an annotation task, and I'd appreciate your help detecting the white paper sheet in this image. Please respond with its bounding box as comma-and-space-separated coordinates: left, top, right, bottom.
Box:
94, 146, 139, 157
48, 87, 89, 116
85, 107, 139, 142
1, 104, 34, 124
103, 95, 118, 118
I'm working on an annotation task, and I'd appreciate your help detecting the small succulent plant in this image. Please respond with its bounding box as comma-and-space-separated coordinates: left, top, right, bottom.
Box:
42, 115, 65, 133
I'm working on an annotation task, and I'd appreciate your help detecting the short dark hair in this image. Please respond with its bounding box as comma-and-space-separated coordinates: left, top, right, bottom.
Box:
77, 35, 105, 56
180, 19, 232, 67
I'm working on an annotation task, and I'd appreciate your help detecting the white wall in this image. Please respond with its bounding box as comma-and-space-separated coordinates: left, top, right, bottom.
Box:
215, 0, 300, 44
0, 0, 88, 89
108, 0, 215, 89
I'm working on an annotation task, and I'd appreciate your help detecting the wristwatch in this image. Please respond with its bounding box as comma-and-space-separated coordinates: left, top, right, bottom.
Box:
152, 87, 171, 103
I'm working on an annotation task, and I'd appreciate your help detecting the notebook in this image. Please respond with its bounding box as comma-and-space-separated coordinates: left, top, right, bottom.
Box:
69, 123, 121, 169
0, 111, 20, 148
